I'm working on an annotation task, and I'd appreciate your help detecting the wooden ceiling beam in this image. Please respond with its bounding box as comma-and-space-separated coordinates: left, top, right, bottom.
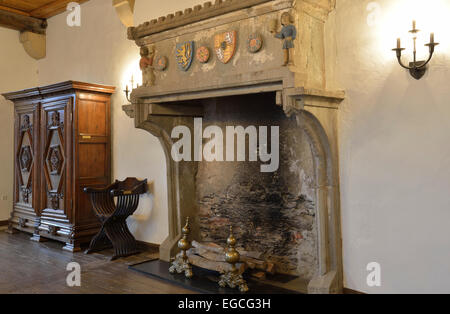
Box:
0, 5, 30, 17
29, 0, 89, 19
0, 9, 47, 34
0, 0, 90, 34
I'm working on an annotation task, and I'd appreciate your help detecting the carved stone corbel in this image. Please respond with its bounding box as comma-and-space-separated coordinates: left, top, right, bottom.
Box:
282, 88, 344, 116
122, 104, 135, 119
20, 31, 46, 60
113, 0, 135, 27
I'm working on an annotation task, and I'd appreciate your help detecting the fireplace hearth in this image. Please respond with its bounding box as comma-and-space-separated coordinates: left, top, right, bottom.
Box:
124, 0, 344, 294
130, 260, 302, 294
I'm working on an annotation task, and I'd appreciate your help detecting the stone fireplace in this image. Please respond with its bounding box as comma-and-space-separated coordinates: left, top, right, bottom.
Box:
124, 0, 344, 293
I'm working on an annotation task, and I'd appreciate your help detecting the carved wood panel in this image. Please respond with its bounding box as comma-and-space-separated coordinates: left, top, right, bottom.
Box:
41, 99, 70, 218
16, 112, 35, 206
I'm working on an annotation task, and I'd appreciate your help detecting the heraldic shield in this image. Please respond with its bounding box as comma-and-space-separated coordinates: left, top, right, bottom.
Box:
214, 31, 237, 64
176, 41, 195, 71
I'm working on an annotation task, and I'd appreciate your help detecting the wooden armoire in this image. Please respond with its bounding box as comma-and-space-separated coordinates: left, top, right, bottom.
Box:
2, 81, 115, 252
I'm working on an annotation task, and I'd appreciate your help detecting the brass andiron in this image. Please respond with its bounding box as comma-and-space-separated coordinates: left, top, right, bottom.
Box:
219, 227, 249, 292
169, 217, 194, 278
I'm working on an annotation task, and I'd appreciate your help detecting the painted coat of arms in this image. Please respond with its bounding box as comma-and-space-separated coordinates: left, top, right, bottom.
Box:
176, 41, 194, 71
214, 31, 237, 64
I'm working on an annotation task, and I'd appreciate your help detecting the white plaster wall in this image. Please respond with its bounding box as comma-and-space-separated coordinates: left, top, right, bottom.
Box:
0, 28, 38, 221
333, 0, 450, 293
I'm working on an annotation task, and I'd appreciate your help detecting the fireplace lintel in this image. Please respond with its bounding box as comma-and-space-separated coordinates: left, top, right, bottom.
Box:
123, 84, 344, 121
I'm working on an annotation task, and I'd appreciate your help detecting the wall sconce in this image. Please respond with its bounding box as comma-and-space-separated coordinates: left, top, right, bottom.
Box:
123, 75, 139, 102
392, 20, 439, 80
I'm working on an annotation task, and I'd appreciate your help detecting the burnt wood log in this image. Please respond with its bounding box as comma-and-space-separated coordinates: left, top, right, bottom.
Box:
192, 240, 263, 259
191, 246, 268, 270
191, 241, 275, 274
186, 249, 246, 274
84, 178, 148, 260
191, 247, 226, 262
0, 9, 47, 34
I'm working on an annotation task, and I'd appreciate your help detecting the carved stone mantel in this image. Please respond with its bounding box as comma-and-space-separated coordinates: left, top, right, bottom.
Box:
123, 0, 344, 294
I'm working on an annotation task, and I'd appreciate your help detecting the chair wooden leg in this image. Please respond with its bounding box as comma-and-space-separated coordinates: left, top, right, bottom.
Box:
85, 227, 112, 254
104, 220, 140, 260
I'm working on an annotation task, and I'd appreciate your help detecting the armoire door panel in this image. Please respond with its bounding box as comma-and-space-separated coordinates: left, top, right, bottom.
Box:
15, 108, 39, 214
77, 99, 107, 136
17, 130, 33, 204
78, 143, 107, 178
40, 98, 73, 222
9, 103, 41, 236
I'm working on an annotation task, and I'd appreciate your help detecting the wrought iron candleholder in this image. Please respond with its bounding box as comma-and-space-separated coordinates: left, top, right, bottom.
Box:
123, 75, 139, 102
123, 85, 131, 102
169, 217, 194, 278
392, 20, 439, 80
219, 226, 249, 293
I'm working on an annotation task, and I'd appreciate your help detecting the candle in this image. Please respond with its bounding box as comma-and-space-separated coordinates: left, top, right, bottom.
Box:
412, 20, 416, 30
430, 33, 435, 44
397, 38, 401, 49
